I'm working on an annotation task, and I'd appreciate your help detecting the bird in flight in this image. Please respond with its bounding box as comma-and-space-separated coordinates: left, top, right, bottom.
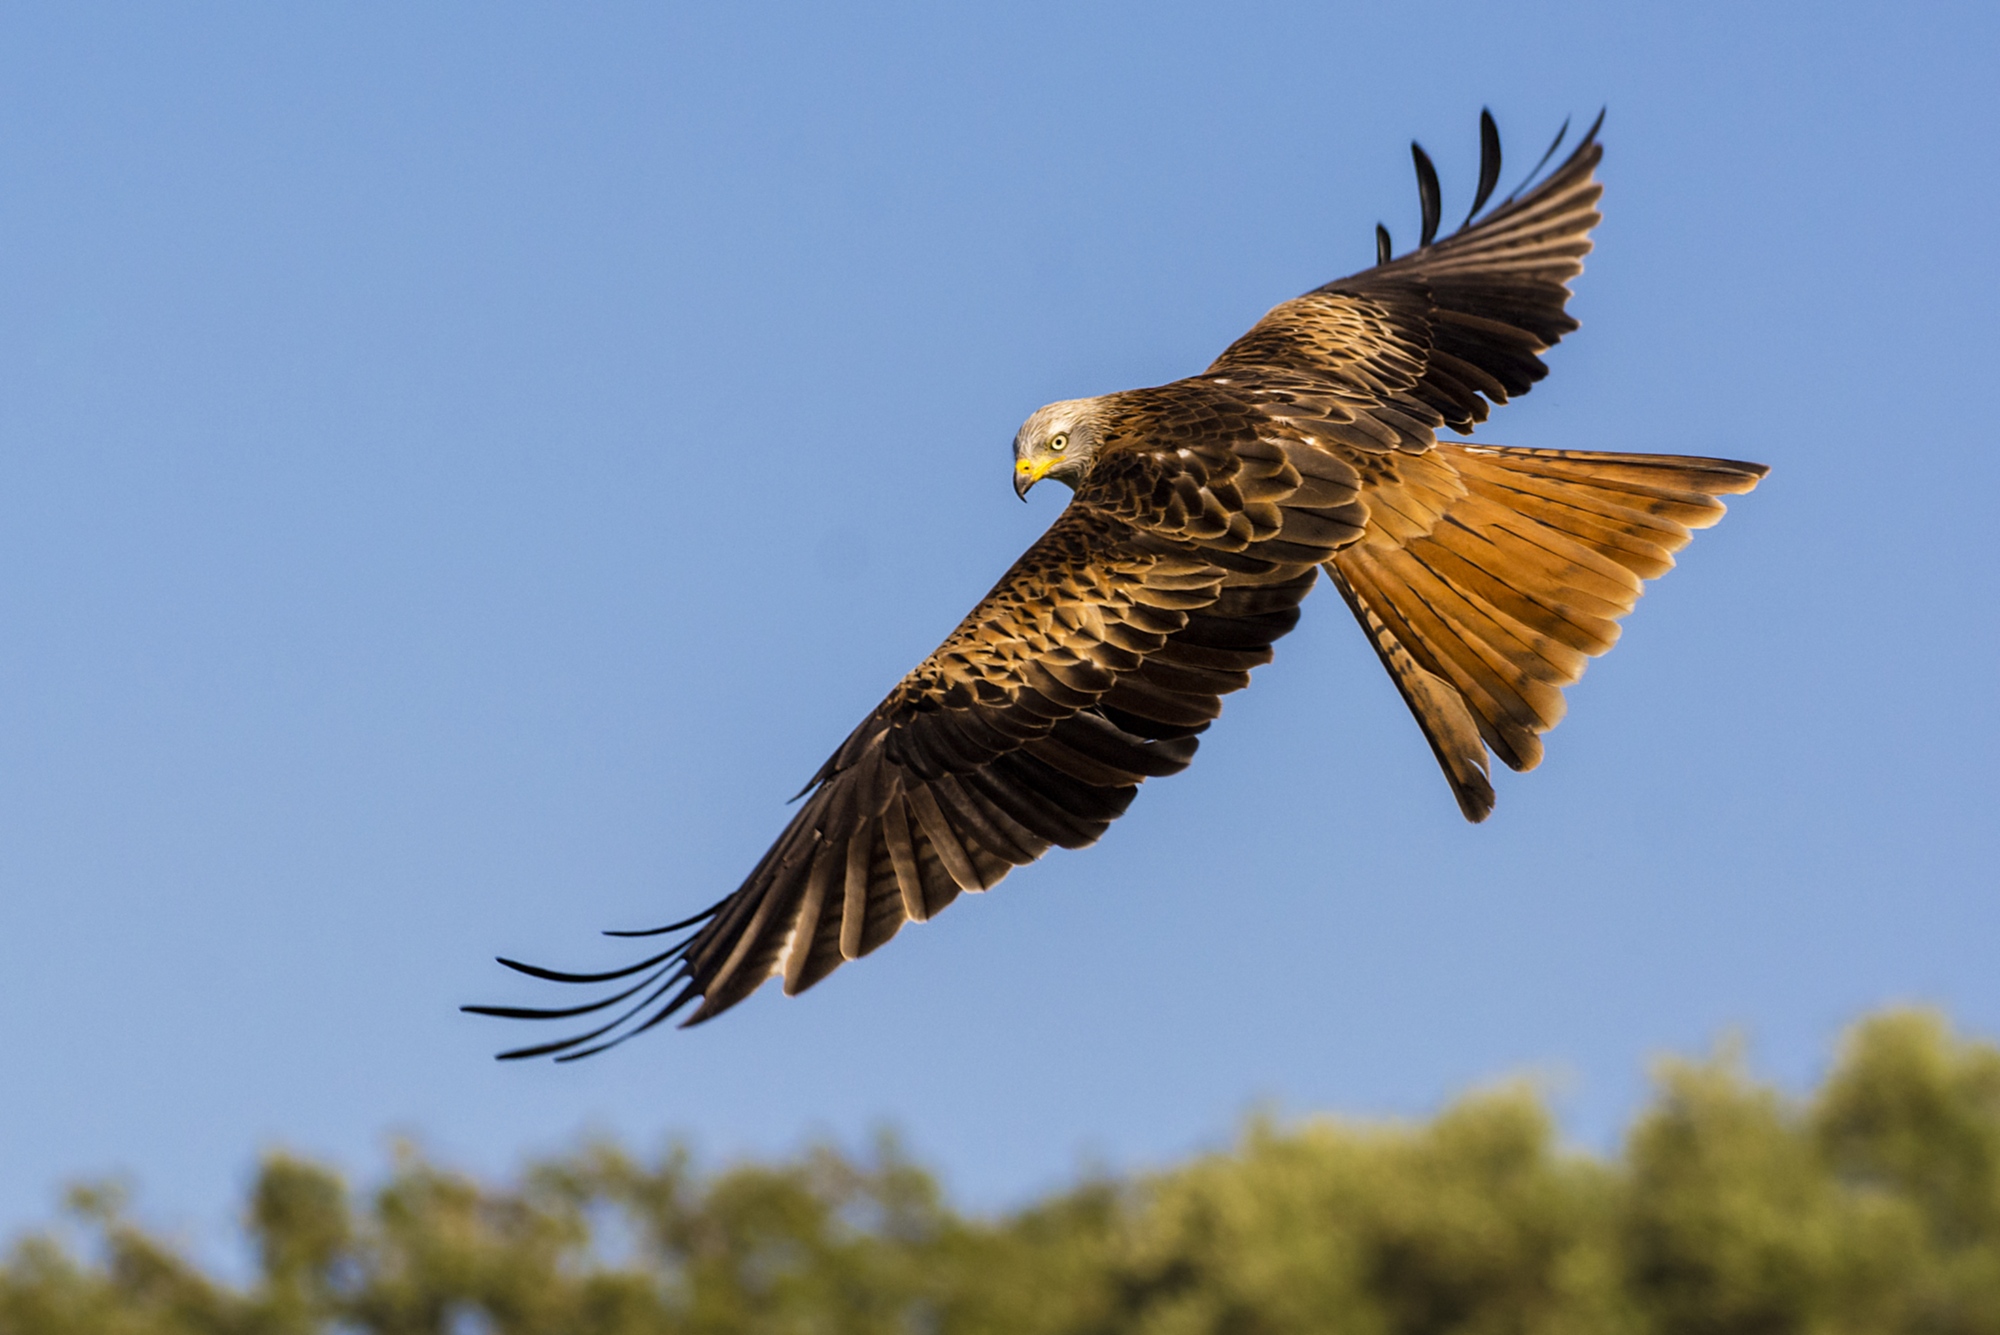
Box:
469, 111, 1764, 1059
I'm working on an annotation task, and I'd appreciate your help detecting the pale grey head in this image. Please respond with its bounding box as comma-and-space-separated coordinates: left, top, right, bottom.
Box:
1013, 397, 1107, 500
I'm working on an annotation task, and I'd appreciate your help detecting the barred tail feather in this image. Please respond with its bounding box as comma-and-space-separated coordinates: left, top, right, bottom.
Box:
1331, 563, 1497, 820
1331, 442, 1765, 820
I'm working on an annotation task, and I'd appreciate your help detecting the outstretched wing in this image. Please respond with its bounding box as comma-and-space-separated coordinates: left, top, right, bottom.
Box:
466, 503, 1317, 1057
1198, 111, 1760, 819
1207, 110, 1605, 454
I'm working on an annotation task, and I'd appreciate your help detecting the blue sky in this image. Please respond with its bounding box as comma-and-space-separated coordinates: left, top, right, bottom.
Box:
2, 1, 1996, 1255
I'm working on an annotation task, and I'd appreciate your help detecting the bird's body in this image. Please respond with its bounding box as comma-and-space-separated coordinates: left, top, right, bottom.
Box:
471, 113, 1765, 1058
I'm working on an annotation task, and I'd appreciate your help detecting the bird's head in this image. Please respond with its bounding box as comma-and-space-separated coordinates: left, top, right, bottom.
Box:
1013, 398, 1104, 500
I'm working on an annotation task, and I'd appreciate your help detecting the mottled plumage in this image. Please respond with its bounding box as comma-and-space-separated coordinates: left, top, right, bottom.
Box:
469, 111, 1765, 1057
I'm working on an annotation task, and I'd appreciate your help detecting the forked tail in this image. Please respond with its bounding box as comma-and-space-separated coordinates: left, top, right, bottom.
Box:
1328, 442, 1766, 821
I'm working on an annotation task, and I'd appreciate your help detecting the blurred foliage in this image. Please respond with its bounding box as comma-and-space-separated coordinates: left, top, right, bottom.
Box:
7, 1007, 2000, 1334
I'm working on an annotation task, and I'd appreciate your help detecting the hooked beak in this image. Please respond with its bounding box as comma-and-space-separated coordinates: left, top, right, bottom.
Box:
1014, 456, 1052, 501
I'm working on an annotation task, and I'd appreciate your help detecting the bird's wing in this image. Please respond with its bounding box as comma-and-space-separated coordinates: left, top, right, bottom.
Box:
467, 499, 1323, 1056
1197, 111, 1762, 821
1206, 111, 1605, 454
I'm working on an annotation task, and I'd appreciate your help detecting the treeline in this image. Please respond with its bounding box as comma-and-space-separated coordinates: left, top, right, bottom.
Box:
6, 1008, 2000, 1334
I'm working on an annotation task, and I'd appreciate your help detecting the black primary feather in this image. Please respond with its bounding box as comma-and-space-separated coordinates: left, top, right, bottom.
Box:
1411, 142, 1442, 248
490, 966, 698, 1062
1375, 223, 1392, 266
1497, 115, 1570, 211
489, 944, 684, 984
601, 896, 730, 937
1462, 108, 1503, 227
465, 974, 664, 1021
464, 922, 717, 1058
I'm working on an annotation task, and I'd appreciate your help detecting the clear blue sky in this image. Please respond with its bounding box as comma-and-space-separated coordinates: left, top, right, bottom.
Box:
2, 1, 1996, 1255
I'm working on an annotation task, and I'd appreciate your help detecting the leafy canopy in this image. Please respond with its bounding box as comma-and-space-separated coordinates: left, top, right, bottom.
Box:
8, 1008, 2000, 1334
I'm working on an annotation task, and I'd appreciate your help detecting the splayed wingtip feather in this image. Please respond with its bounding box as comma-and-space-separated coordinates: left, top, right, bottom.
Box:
1411, 142, 1442, 248
602, 897, 729, 937
1463, 108, 1503, 228
496, 945, 687, 985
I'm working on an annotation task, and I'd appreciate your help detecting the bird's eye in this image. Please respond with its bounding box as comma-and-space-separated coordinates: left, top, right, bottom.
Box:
1048, 433, 1069, 452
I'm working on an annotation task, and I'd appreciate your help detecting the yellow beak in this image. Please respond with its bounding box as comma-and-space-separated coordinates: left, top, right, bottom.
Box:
1014, 456, 1055, 500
